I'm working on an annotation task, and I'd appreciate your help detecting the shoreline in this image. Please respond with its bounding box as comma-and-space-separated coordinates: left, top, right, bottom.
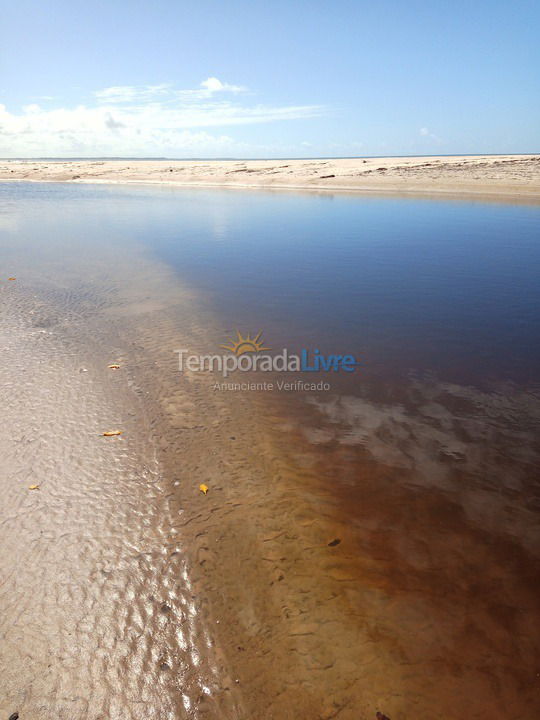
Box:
6, 269, 538, 719
2, 181, 539, 719
1, 154, 540, 202
0, 281, 243, 719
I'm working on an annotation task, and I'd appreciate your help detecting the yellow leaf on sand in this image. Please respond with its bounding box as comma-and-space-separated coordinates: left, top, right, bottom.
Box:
102, 430, 122, 437
108, 364, 120, 369
29, 484, 40, 490
199, 484, 209, 495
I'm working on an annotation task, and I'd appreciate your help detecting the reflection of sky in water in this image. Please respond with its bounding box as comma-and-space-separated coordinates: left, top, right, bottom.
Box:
2, 184, 538, 720
2, 182, 540, 387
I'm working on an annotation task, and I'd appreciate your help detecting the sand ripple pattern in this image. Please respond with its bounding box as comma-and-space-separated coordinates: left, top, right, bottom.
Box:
0, 287, 239, 720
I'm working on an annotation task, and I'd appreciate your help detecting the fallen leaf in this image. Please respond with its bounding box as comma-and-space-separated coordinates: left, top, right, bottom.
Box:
28, 484, 40, 490
102, 430, 122, 437
8, 277, 16, 281
199, 484, 209, 495
108, 364, 120, 369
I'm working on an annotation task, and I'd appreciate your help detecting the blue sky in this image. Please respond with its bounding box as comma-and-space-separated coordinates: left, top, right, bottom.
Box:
1, 0, 539, 157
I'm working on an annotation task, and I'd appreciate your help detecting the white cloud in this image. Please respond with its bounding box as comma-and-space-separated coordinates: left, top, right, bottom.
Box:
419, 127, 441, 142
93, 78, 246, 105
0, 79, 324, 157
200, 77, 245, 94
94, 84, 172, 103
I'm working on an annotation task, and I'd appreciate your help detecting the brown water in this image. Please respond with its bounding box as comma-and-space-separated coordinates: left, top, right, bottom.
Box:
1, 182, 539, 720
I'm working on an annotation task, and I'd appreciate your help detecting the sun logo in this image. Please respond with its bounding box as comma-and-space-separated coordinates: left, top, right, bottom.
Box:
220, 330, 271, 356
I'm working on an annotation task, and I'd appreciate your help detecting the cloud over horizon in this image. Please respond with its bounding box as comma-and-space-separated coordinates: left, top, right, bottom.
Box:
0, 78, 324, 157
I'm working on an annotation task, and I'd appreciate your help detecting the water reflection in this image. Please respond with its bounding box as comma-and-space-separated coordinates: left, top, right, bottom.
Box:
1, 182, 539, 718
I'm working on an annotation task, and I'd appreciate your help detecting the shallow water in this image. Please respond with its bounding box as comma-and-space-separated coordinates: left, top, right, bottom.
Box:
1, 182, 539, 719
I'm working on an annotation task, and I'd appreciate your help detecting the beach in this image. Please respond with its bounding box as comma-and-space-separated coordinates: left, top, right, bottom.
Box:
0, 262, 247, 718
3, 0, 539, 716
1, 179, 539, 720
2, 154, 540, 201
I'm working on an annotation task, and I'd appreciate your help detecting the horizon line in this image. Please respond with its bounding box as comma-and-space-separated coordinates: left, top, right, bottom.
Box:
2, 152, 539, 162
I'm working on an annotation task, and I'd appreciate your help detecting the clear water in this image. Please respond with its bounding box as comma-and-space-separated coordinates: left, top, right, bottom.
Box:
3, 182, 539, 386
1, 181, 540, 719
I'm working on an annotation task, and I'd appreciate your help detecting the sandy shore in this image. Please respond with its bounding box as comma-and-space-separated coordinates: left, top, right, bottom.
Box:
2, 154, 540, 200
2, 181, 539, 720
0, 280, 244, 719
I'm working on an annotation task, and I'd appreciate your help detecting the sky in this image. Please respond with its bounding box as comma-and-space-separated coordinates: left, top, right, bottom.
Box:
1, 0, 539, 158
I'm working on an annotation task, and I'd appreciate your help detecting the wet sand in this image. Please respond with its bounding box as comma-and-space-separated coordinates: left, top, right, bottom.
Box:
2, 264, 539, 719
0, 279, 244, 719
1, 185, 540, 719
2, 154, 540, 201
